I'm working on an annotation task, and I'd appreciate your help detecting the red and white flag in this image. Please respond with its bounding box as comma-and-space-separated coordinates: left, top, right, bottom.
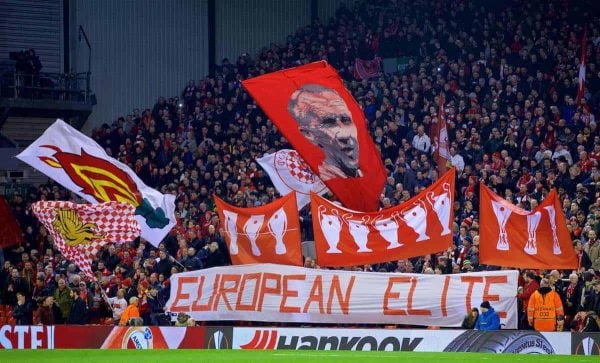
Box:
577, 26, 587, 106
257, 149, 328, 210
214, 193, 303, 266
311, 168, 455, 267
31, 201, 141, 280
17, 120, 176, 247
433, 93, 451, 175
353, 57, 382, 80
479, 184, 577, 269
243, 61, 387, 212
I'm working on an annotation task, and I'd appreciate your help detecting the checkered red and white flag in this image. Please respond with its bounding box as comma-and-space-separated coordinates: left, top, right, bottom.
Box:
257, 149, 328, 210
31, 201, 141, 280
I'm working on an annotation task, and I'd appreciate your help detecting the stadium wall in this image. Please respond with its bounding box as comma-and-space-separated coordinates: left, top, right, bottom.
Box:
0, 0, 64, 73
74, 0, 209, 131
0, 325, 598, 355
214, 0, 311, 64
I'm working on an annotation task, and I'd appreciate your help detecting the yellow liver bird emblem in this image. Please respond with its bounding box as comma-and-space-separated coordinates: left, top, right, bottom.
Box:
52, 208, 105, 246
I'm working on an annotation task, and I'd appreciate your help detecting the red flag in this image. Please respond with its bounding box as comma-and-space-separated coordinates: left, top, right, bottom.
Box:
576, 27, 587, 106
214, 193, 303, 266
479, 184, 577, 269
32, 201, 141, 280
311, 168, 455, 267
0, 196, 24, 248
353, 57, 381, 80
243, 61, 386, 212
433, 93, 451, 175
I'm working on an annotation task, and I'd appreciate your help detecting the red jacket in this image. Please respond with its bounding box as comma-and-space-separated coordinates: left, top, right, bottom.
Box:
518, 279, 539, 312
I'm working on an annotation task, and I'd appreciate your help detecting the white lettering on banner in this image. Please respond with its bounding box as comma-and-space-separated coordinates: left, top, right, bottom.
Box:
0, 325, 54, 349
165, 264, 519, 328
230, 328, 572, 354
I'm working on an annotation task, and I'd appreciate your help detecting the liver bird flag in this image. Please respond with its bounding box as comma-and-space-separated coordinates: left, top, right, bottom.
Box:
17, 119, 176, 246
32, 201, 141, 280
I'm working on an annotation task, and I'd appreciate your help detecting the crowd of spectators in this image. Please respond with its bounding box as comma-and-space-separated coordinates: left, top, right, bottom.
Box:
1, 0, 600, 330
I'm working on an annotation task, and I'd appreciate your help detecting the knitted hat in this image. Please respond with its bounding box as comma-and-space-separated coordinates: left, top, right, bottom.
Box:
480, 301, 491, 309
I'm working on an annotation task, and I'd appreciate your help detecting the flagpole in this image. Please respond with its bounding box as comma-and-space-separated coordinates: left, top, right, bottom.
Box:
98, 282, 114, 313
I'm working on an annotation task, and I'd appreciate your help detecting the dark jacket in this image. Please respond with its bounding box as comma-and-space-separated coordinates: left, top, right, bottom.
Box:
147, 293, 166, 314
67, 297, 87, 324
155, 258, 174, 277
563, 283, 583, 316
475, 307, 501, 331
181, 255, 203, 271
12, 301, 32, 325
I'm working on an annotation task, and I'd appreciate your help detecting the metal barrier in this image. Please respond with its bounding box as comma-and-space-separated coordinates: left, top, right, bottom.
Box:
1, 71, 91, 104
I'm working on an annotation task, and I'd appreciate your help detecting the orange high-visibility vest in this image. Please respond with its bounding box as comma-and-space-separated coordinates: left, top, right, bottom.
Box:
118, 304, 140, 326
527, 289, 564, 332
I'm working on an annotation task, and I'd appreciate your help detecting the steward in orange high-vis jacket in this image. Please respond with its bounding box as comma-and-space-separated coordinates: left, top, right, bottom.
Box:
527, 278, 565, 331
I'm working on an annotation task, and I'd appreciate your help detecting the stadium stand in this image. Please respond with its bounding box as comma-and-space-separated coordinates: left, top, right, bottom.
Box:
1, 0, 600, 332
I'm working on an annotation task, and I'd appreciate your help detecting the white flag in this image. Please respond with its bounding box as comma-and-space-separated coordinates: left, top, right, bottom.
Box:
257, 149, 327, 210
17, 119, 176, 246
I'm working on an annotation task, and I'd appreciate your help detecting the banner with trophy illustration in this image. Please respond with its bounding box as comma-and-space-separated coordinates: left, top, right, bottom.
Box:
311, 168, 455, 267
214, 193, 303, 266
479, 184, 577, 269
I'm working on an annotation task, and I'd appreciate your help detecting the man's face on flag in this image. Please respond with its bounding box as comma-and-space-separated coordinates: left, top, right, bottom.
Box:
288, 84, 360, 180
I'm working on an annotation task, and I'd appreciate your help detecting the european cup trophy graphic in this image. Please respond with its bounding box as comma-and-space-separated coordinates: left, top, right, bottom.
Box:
524, 211, 541, 255
398, 200, 429, 242
243, 215, 264, 256
267, 207, 288, 255
491, 200, 512, 251
372, 214, 402, 249
426, 182, 452, 236
223, 210, 239, 255
345, 215, 372, 253
543, 205, 562, 255
318, 205, 342, 253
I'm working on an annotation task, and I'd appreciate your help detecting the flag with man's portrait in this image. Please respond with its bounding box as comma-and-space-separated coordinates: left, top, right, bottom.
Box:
32, 201, 141, 280
243, 61, 386, 212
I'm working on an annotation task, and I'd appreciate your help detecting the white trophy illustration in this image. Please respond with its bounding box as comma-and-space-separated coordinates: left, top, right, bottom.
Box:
345, 215, 372, 253
398, 200, 429, 242
491, 200, 512, 251
243, 215, 264, 256
426, 182, 452, 236
581, 337, 595, 356
213, 330, 224, 350
543, 205, 562, 255
223, 210, 239, 255
525, 211, 542, 255
372, 214, 402, 249
318, 205, 342, 253
267, 207, 288, 255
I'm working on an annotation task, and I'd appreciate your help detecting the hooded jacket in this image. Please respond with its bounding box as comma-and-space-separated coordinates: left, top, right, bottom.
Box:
475, 307, 501, 330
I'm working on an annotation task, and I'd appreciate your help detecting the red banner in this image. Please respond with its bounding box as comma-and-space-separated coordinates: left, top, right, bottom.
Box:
0, 325, 205, 349
353, 57, 381, 80
0, 196, 24, 249
215, 193, 302, 266
479, 184, 578, 269
242, 61, 386, 212
311, 169, 455, 266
